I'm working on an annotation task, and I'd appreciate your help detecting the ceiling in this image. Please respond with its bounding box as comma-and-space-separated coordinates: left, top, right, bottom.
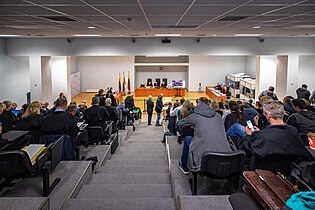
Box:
0, 0, 315, 38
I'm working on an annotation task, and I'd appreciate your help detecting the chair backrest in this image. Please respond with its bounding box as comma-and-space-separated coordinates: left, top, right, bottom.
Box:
155, 78, 161, 86
250, 154, 297, 176
147, 78, 152, 86
86, 126, 105, 144
200, 150, 246, 178
0, 150, 33, 178
49, 136, 64, 171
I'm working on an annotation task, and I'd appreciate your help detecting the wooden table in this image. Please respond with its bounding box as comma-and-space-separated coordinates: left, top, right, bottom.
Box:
206, 86, 226, 102
135, 87, 186, 97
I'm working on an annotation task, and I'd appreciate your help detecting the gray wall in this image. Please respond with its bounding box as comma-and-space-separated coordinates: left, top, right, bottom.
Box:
298, 55, 315, 94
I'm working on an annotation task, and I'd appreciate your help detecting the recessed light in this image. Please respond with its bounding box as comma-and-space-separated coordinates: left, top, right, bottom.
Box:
154, 34, 181, 37
73, 34, 101, 37
0, 35, 21, 37
234, 34, 262, 37
212, 34, 217, 36
88, 26, 95, 29
253, 26, 261, 29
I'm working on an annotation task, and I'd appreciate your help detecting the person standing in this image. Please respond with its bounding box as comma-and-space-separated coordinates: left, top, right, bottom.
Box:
296, 84, 311, 100
155, 94, 163, 126
146, 95, 154, 125
258, 86, 278, 101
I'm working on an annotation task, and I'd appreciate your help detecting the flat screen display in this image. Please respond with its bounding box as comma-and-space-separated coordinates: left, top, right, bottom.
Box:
172, 80, 185, 88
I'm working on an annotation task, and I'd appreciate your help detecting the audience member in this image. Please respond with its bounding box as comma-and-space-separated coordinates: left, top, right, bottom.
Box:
104, 98, 118, 125
155, 94, 163, 126
177, 97, 231, 174
41, 98, 79, 140
95, 89, 106, 107
106, 92, 117, 107
241, 101, 311, 160
41, 101, 50, 115
286, 99, 315, 144
165, 102, 172, 121
146, 95, 154, 125
0, 102, 14, 133
83, 96, 110, 130
2, 100, 18, 122
255, 101, 269, 129
296, 84, 311, 100
59, 92, 67, 100
310, 89, 315, 104
116, 101, 129, 122
258, 86, 278, 101
283, 96, 296, 116
178, 100, 194, 140
68, 104, 83, 122
14, 101, 43, 143
211, 100, 223, 116
125, 93, 135, 110
224, 101, 245, 131
167, 102, 179, 135
170, 98, 185, 120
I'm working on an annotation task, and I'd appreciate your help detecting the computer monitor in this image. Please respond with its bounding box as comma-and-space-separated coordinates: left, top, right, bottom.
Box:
172, 80, 185, 88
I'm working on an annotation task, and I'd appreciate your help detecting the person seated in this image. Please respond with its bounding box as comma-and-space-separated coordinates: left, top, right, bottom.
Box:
214, 83, 223, 91
2, 100, 18, 122
95, 89, 106, 107
283, 96, 296, 116
177, 97, 231, 174
241, 101, 311, 161
83, 96, 110, 130
104, 98, 118, 125
41, 98, 79, 140
68, 104, 83, 123
106, 92, 117, 107
14, 101, 43, 143
0, 102, 14, 134
59, 92, 67, 100
161, 80, 167, 88
296, 84, 311, 100
116, 101, 129, 122
286, 99, 315, 145
41, 102, 50, 116
224, 101, 245, 131
165, 102, 172, 121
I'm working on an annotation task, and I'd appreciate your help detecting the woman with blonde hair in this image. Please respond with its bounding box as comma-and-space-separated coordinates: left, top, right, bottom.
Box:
15, 101, 43, 143
178, 100, 194, 143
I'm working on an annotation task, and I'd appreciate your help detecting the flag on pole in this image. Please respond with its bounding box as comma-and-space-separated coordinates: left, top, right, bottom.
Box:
118, 72, 121, 92
127, 71, 131, 93
122, 72, 126, 92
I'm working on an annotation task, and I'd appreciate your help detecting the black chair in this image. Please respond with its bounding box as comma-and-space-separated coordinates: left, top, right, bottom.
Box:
155, 78, 161, 87
190, 150, 246, 195
147, 78, 152, 86
86, 121, 113, 145
250, 154, 298, 176
0, 137, 63, 197
229, 193, 258, 210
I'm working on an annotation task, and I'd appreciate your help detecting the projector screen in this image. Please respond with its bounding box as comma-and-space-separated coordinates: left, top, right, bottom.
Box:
172, 80, 185, 88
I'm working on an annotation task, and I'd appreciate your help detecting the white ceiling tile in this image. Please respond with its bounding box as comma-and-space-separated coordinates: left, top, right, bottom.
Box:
186, 6, 237, 15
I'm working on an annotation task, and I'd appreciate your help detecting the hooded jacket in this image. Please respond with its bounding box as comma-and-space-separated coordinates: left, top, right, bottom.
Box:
178, 103, 231, 171
296, 88, 311, 100
286, 111, 315, 135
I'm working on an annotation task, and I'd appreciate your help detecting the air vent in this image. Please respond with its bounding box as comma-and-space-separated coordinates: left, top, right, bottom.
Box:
129, 34, 140, 36
217, 16, 248, 21
39, 16, 76, 22
152, 25, 198, 29
3, 25, 62, 30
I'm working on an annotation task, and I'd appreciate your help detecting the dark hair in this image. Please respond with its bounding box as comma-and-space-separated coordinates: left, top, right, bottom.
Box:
268, 86, 275, 92
248, 99, 253, 104
292, 99, 307, 109
255, 101, 262, 108
92, 96, 100, 105
180, 98, 185, 105
99, 89, 104, 94
218, 102, 224, 109
199, 97, 210, 105
302, 84, 308, 89
55, 98, 67, 108
229, 101, 244, 124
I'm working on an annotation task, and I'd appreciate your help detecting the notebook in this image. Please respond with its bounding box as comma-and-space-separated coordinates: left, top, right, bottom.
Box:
22, 144, 46, 165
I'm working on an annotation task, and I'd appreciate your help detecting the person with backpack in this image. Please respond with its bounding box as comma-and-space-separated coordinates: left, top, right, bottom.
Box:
258, 86, 278, 101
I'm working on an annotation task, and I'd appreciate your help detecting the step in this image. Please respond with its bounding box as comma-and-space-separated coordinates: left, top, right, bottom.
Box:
116, 149, 166, 155
90, 174, 171, 184
76, 184, 173, 199
97, 166, 169, 175
111, 154, 166, 160
121, 145, 165, 150
63, 198, 176, 210
124, 141, 162, 145
104, 159, 168, 167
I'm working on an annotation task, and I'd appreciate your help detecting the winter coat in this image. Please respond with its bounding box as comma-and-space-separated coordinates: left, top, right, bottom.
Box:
286, 111, 315, 135
296, 88, 311, 100
178, 103, 231, 171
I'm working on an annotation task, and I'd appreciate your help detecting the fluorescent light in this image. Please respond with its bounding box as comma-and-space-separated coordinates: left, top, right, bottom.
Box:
73, 34, 101, 37
146, 55, 179, 57
154, 34, 181, 37
234, 33, 262, 37
88, 26, 95, 29
253, 26, 261, 29
0, 35, 21, 37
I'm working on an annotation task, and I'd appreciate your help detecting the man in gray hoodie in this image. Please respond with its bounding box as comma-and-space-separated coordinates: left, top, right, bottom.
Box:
177, 97, 231, 174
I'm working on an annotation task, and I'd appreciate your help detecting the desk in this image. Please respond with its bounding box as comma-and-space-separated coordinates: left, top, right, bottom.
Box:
135, 87, 186, 97
306, 146, 315, 158
2, 130, 29, 142
206, 86, 226, 102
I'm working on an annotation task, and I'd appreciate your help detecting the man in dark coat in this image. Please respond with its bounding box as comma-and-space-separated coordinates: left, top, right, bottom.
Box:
125, 94, 135, 110
155, 94, 163, 126
146, 95, 154, 125
95, 89, 106, 107
83, 97, 110, 130
296, 84, 311, 100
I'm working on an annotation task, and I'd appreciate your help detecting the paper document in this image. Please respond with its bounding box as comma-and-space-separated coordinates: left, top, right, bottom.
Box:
22, 144, 46, 165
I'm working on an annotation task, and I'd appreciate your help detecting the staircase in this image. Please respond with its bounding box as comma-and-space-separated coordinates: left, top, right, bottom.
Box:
63, 122, 176, 210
